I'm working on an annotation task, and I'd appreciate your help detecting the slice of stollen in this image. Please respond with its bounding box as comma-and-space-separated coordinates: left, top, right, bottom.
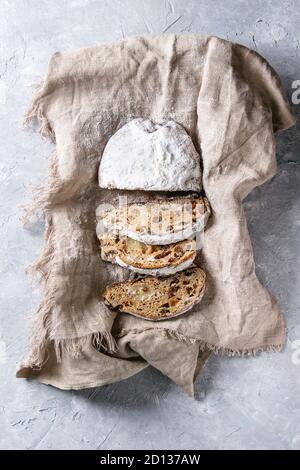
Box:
103, 266, 206, 321
97, 195, 210, 245
100, 236, 197, 276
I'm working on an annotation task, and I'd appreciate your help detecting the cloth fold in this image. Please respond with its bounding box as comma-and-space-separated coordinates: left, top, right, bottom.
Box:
17, 34, 295, 395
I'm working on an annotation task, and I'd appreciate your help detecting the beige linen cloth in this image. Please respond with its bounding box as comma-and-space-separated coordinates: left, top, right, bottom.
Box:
17, 35, 295, 396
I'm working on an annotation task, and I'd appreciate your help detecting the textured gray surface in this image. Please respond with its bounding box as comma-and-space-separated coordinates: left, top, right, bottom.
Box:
0, 0, 299, 450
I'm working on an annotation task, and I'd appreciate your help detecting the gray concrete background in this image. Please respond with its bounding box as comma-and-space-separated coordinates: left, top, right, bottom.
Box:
0, 0, 299, 450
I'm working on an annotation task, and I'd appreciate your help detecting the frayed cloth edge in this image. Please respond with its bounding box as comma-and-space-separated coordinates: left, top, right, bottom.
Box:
20, 150, 62, 226
16, 331, 117, 376
23, 80, 55, 142
20, 196, 116, 372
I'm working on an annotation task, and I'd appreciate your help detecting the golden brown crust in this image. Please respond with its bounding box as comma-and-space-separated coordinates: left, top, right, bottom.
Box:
103, 267, 206, 321
100, 236, 196, 270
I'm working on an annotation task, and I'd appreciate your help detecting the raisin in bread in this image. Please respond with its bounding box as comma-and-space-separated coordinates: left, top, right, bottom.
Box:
97, 195, 210, 245
103, 266, 206, 321
100, 235, 196, 276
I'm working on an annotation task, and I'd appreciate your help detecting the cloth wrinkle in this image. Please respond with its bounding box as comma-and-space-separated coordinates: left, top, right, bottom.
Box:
17, 34, 295, 393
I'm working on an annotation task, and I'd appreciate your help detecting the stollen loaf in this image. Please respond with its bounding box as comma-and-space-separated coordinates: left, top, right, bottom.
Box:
98, 118, 202, 191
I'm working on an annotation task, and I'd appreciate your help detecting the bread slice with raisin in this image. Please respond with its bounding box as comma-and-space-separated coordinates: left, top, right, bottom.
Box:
97, 195, 210, 245
100, 235, 196, 276
103, 266, 206, 321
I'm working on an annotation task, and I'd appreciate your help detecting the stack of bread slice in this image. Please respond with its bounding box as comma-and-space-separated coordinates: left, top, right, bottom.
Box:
97, 118, 210, 321
97, 195, 210, 320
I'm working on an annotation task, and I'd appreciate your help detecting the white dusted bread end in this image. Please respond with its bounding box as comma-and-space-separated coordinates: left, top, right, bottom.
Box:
103, 266, 206, 321
98, 118, 202, 191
